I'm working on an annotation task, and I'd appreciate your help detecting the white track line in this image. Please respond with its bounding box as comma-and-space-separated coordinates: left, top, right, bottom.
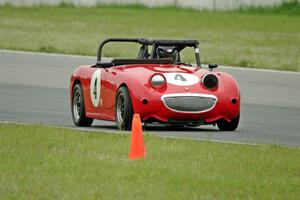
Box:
0, 49, 95, 59
1, 120, 261, 146
164, 135, 260, 146
1, 49, 299, 75
218, 65, 300, 75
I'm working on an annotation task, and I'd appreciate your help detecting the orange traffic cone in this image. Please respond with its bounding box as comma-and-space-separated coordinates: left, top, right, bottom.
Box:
128, 114, 146, 160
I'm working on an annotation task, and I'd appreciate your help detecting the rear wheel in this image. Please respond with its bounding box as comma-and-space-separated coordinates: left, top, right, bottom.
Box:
217, 114, 240, 131
71, 83, 93, 127
115, 86, 134, 130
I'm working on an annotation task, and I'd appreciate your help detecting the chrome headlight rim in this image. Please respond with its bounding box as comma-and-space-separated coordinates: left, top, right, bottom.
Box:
202, 73, 219, 89
150, 73, 167, 89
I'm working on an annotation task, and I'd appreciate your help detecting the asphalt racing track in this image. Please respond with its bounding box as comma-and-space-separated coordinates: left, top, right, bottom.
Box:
1, 50, 300, 146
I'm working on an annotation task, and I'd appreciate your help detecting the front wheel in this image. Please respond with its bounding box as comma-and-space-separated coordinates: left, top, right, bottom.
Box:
71, 83, 93, 127
217, 114, 240, 131
115, 86, 134, 130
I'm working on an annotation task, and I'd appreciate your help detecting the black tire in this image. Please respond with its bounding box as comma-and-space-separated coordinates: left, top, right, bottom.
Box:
115, 86, 134, 130
168, 124, 185, 129
217, 114, 240, 131
71, 83, 93, 127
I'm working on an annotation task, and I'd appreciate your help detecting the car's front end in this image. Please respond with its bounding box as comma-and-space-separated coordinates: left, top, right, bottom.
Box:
118, 64, 240, 127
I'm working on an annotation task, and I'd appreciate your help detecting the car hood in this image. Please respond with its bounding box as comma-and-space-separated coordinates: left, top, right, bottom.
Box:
114, 64, 210, 83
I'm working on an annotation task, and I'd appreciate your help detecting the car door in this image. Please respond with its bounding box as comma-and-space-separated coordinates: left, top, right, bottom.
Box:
99, 68, 118, 121
82, 67, 104, 118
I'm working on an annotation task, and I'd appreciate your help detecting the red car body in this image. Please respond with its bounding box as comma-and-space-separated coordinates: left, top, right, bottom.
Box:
70, 38, 240, 130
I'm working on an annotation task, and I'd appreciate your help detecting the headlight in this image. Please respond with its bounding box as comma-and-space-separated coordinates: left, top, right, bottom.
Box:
150, 74, 166, 89
202, 73, 218, 89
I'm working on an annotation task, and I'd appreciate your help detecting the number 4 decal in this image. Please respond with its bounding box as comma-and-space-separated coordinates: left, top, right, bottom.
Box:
174, 74, 187, 81
164, 73, 200, 86
90, 70, 101, 107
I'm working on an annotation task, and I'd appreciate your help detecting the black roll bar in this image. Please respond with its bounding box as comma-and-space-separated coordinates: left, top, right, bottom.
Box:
96, 38, 201, 66
97, 38, 151, 63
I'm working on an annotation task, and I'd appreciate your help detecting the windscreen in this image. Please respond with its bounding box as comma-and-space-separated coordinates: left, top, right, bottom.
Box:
101, 42, 142, 60
178, 47, 196, 65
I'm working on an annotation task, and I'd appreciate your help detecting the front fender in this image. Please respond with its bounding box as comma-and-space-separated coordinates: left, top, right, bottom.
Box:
115, 72, 153, 114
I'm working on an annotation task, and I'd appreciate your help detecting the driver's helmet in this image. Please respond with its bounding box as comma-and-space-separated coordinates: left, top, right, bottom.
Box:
156, 46, 178, 63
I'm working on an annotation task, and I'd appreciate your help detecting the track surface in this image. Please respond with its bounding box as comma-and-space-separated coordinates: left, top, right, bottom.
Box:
1, 50, 300, 146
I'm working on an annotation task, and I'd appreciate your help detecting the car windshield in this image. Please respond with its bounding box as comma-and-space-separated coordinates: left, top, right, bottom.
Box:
96, 38, 201, 67
178, 46, 196, 65
101, 42, 142, 60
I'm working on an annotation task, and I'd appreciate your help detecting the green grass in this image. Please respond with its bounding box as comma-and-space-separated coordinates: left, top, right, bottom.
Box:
238, 0, 300, 15
0, 5, 299, 71
0, 123, 299, 199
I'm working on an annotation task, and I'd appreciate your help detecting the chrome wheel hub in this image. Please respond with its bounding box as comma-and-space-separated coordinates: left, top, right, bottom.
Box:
73, 89, 81, 121
116, 94, 125, 124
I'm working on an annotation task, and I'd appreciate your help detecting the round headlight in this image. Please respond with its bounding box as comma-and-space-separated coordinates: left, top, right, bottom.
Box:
150, 74, 166, 89
202, 73, 218, 89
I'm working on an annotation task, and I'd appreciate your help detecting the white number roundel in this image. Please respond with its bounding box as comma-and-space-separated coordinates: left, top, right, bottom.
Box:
90, 69, 101, 107
164, 73, 200, 86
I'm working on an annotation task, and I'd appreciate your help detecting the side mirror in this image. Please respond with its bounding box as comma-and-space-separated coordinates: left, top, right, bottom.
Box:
208, 64, 218, 70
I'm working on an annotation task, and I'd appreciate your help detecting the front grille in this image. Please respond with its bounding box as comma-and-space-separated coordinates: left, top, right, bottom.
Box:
162, 94, 217, 113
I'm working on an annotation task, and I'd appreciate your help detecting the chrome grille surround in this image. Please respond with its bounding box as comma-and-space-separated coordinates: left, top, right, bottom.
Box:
161, 93, 218, 113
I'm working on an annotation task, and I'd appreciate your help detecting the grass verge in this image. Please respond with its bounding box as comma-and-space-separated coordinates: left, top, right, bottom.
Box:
0, 5, 299, 71
0, 123, 299, 199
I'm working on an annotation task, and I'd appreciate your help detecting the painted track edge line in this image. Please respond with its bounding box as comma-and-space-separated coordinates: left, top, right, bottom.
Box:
1, 49, 299, 75
0, 49, 95, 59
1, 120, 261, 146
162, 135, 262, 146
218, 65, 300, 75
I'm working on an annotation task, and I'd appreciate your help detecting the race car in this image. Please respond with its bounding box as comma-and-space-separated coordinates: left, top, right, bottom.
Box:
70, 38, 240, 131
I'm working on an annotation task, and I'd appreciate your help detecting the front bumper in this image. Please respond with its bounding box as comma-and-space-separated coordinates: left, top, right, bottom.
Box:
161, 93, 217, 114
133, 92, 239, 125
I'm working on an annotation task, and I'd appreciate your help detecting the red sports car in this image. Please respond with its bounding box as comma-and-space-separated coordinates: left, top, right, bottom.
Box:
70, 38, 240, 131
